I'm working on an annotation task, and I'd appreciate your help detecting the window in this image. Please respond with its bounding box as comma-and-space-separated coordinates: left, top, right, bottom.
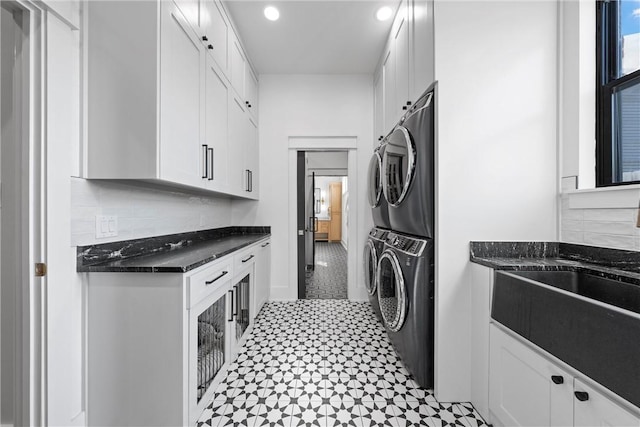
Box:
596, 0, 640, 186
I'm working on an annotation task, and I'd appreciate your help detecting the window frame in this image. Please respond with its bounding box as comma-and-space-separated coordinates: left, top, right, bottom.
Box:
596, 0, 640, 187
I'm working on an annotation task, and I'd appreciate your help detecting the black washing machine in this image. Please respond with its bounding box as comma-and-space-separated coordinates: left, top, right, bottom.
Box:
377, 231, 434, 388
382, 84, 435, 239
363, 227, 389, 322
368, 142, 391, 230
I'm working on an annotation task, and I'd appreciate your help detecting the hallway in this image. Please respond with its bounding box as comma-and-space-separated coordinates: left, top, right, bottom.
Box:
305, 242, 348, 299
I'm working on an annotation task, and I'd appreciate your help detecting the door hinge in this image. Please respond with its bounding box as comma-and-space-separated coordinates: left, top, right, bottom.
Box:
35, 263, 47, 277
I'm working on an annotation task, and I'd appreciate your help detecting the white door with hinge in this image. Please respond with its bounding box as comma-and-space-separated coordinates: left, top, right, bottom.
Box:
44, 10, 84, 427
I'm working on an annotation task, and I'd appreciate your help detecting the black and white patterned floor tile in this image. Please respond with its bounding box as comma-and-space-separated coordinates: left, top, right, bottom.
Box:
305, 242, 348, 299
197, 300, 488, 427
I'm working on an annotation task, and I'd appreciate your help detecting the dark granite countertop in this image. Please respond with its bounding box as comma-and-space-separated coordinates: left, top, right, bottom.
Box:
77, 226, 270, 273
470, 241, 640, 286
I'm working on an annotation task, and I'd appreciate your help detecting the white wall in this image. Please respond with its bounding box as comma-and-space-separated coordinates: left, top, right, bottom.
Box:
71, 178, 233, 246
433, 0, 558, 402
231, 74, 373, 301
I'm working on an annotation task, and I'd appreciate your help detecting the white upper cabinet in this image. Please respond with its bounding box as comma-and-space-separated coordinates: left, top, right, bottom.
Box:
383, 48, 396, 132
85, 0, 259, 200
159, 3, 204, 187
230, 33, 246, 98
245, 67, 259, 119
203, 56, 229, 192
394, 2, 410, 114
376, 0, 435, 135
374, 71, 384, 145
202, 0, 228, 71
245, 116, 259, 198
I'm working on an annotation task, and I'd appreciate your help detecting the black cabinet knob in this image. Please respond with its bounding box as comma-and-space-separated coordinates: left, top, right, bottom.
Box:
402, 106, 408, 110
551, 375, 564, 385
202, 35, 208, 41
574, 391, 589, 402
248, 104, 252, 108
406, 101, 412, 106
207, 44, 214, 50
245, 101, 249, 105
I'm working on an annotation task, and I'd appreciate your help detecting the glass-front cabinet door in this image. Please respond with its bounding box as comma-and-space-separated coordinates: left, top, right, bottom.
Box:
230, 267, 253, 360
188, 278, 231, 425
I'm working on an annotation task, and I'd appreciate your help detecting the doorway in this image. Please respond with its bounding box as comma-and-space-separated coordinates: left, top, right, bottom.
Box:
298, 151, 349, 299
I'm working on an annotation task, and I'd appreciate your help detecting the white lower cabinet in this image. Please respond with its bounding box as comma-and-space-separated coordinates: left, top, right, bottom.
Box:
254, 240, 271, 316
489, 324, 640, 427
87, 237, 270, 426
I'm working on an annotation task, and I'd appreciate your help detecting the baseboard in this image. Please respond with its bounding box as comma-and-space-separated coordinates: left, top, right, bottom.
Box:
341, 240, 347, 250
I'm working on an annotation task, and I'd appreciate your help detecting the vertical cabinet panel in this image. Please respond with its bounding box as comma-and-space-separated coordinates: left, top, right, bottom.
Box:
228, 96, 247, 194
374, 71, 384, 145
204, 58, 229, 191
246, 116, 259, 198
230, 34, 246, 98
383, 48, 396, 132
203, 0, 228, 71
244, 67, 258, 118
395, 4, 410, 113
160, 2, 203, 187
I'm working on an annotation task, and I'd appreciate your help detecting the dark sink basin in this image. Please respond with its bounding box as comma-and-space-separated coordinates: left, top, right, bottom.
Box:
509, 270, 640, 315
492, 270, 640, 408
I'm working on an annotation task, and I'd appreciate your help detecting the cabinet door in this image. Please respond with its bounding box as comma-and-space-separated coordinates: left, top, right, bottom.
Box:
411, 0, 434, 101
160, 2, 203, 187
489, 324, 573, 427
383, 47, 396, 132
204, 57, 229, 191
174, 0, 201, 31
395, 1, 410, 110
254, 241, 271, 318
230, 268, 253, 360
202, 0, 228, 71
374, 70, 384, 145
245, 115, 259, 198
230, 33, 246, 97
573, 379, 640, 427
228, 95, 247, 194
244, 66, 258, 118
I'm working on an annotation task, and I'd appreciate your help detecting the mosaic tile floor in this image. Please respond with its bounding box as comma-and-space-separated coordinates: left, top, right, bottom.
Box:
197, 300, 488, 427
305, 243, 348, 299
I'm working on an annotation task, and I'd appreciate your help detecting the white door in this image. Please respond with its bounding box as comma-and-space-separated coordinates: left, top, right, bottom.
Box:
45, 12, 84, 427
160, 1, 203, 187
573, 379, 640, 427
383, 48, 396, 132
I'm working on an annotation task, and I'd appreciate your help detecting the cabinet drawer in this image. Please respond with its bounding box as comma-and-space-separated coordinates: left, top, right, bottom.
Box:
234, 244, 258, 272
188, 259, 233, 309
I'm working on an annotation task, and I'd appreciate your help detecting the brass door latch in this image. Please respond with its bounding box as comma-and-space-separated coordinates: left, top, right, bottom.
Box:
35, 263, 47, 277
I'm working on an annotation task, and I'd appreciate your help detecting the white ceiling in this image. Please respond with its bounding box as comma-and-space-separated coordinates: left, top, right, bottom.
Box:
223, 0, 400, 75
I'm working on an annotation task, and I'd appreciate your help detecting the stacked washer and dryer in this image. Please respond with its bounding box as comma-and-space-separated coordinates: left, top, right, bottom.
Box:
364, 83, 436, 389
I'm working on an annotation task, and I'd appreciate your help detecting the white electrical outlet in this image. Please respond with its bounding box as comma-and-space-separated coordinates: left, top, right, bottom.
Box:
96, 215, 118, 238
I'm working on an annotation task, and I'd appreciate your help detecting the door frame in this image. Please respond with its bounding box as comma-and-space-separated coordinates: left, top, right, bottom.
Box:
288, 137, 357, 300
1, 1, 44, 425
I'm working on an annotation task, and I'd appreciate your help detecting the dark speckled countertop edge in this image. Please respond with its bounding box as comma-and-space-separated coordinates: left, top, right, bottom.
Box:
77, 227, 270, 273
470, 241, 640, 286
77, 234, 269, 273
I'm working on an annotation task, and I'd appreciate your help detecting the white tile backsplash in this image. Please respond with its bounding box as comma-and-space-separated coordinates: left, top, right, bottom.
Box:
71, 178, 232, 246
560, 193, 640, 251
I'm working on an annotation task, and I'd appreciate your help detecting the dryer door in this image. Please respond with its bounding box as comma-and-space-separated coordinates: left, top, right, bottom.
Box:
363, 240, 378, 296
376, 251, 408, 332
367, 151, 383, 208
382, 126, 416, 207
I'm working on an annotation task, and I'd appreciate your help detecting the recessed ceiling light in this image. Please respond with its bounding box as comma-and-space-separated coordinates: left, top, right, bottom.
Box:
376, 6, 393, 21
264, 6, 280, 21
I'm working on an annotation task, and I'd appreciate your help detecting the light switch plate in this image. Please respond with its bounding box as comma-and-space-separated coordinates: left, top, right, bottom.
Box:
96, 215, 118, 238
